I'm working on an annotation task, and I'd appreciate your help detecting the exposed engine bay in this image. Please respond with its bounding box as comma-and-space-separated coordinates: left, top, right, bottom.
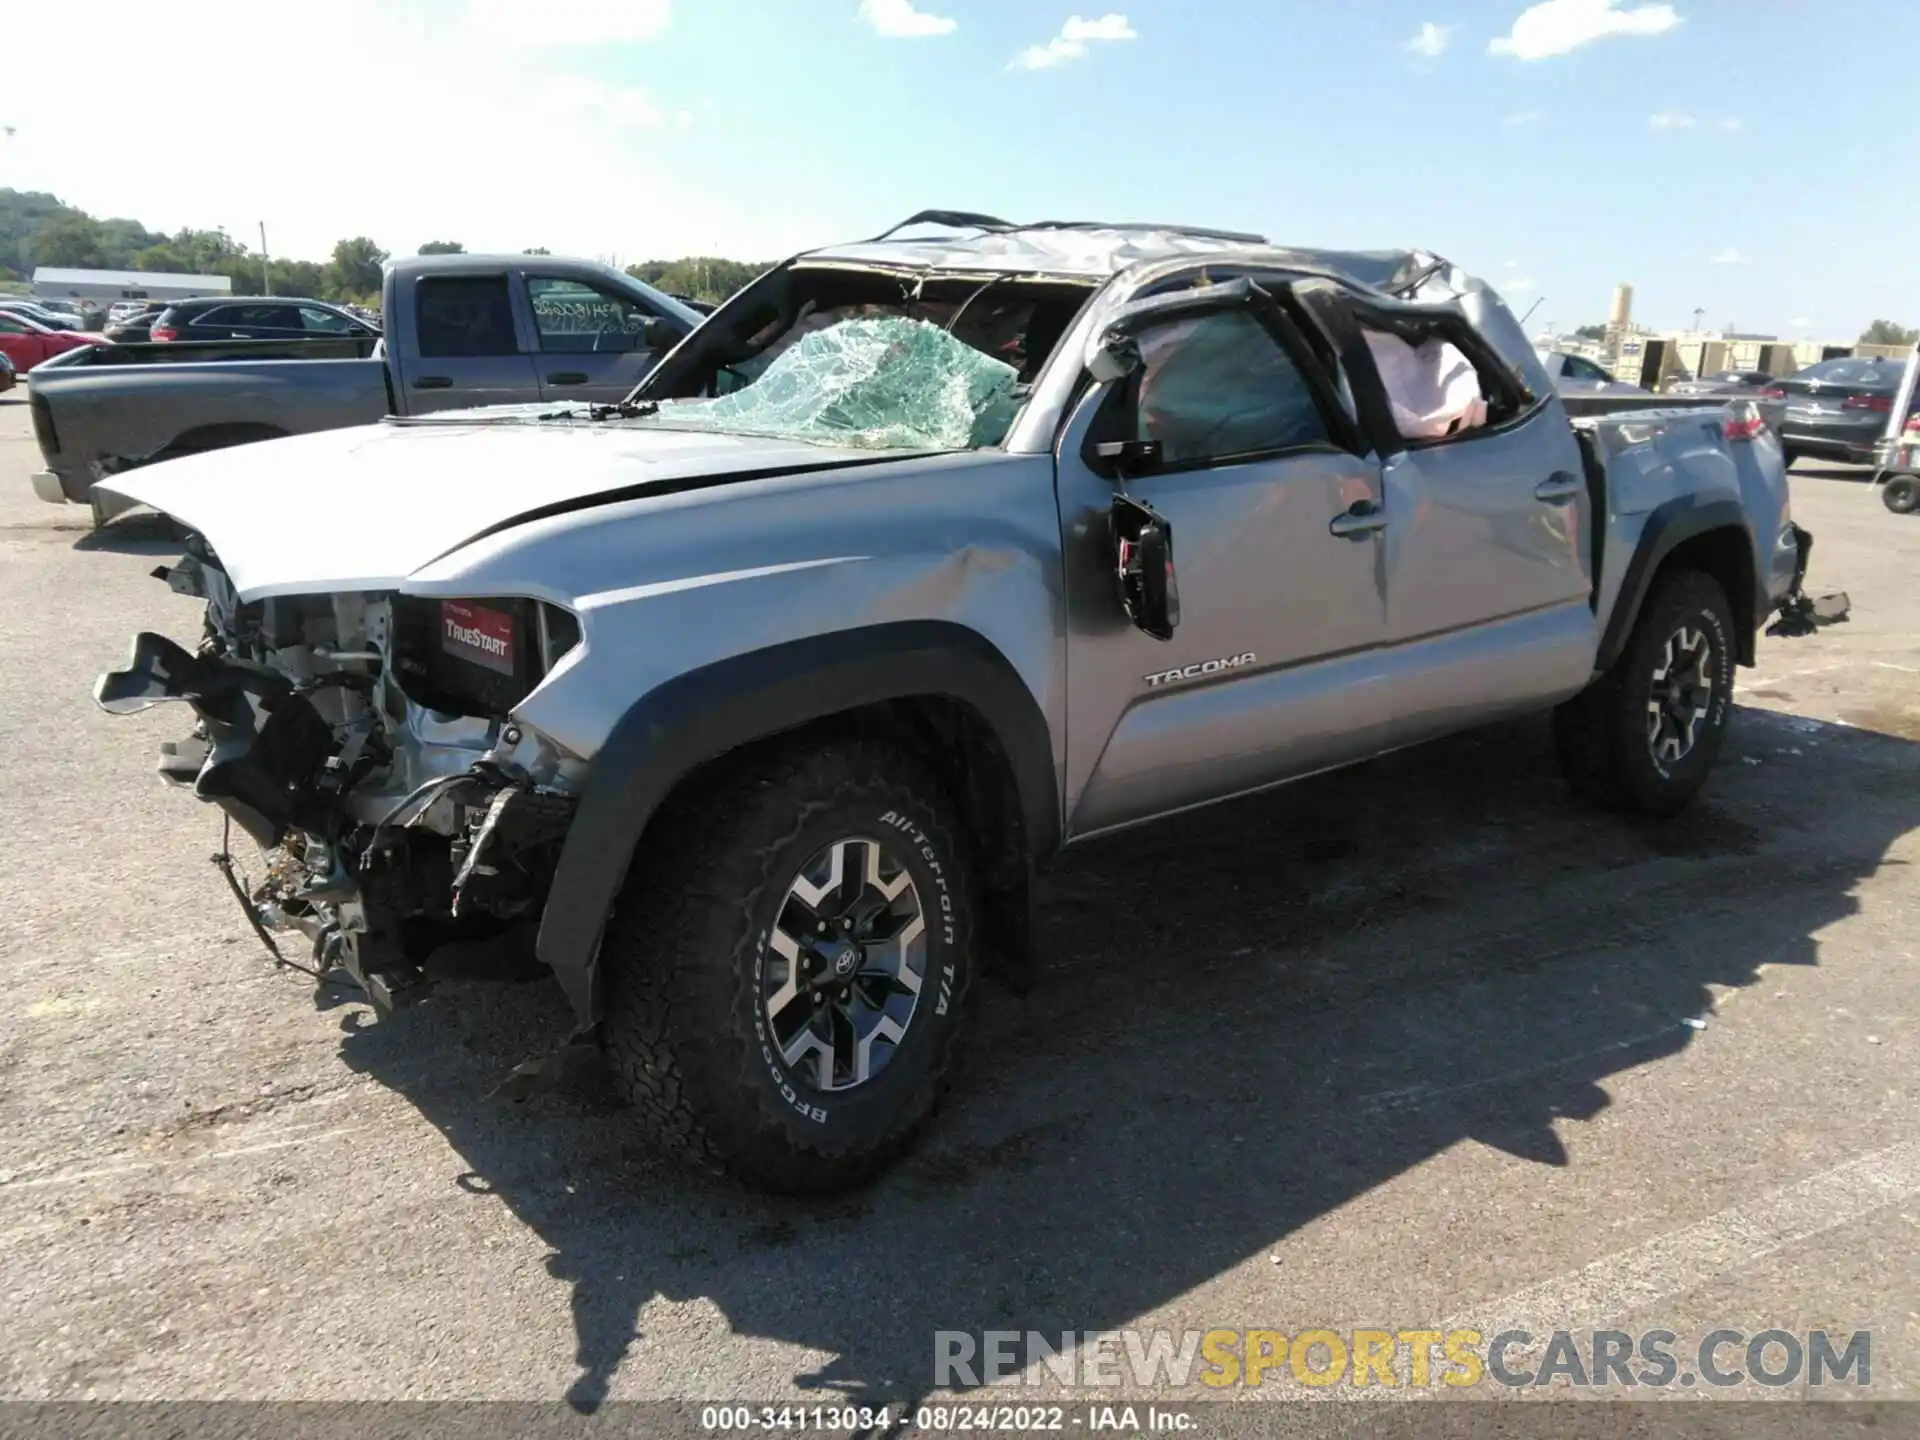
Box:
95, 535, 588, 1009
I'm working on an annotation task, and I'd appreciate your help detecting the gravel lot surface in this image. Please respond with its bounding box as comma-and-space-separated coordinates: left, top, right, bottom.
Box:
1, 395, 1915, 1422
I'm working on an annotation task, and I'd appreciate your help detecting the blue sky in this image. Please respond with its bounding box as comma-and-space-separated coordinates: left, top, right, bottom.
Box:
4, 0, 1915, 338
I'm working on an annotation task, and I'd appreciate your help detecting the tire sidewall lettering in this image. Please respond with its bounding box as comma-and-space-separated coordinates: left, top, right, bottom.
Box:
749, 801, 965, 1131
1648, 601, 1732, 782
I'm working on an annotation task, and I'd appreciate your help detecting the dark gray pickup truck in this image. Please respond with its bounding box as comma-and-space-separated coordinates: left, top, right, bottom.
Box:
28, 253, 704, 524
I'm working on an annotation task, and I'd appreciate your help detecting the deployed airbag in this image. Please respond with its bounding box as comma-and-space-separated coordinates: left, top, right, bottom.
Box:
1363, 330, 1488, 440
646, 316, 1020, 451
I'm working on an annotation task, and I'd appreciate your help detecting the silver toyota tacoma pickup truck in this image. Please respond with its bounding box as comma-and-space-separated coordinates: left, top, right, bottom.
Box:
93, 211, 1816, 1194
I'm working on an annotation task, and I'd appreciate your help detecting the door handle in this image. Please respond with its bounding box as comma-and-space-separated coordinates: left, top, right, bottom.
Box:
546, 372, 589, 386
1533, 472, 1584, 502
1329, 501, 1389, 539
411, 375, 453, 390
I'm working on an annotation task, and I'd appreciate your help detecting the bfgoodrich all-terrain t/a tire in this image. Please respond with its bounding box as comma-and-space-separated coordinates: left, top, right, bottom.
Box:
1553, 569, 1737, 817
600, 740, 978, 1194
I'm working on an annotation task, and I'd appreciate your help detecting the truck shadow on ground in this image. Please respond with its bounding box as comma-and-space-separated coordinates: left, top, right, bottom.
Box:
333, 703, 1920, 1411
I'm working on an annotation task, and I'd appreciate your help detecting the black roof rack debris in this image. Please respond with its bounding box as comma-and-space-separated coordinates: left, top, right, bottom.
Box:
863, 211, 1268, 246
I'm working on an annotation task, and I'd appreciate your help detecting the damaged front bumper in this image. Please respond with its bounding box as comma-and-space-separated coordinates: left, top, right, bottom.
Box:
95, 624, 580, 1017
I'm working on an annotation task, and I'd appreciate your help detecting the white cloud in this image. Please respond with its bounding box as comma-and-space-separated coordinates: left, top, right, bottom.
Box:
1489, 0, 1680, 60
1712, 248, 1744, 265
1406, 21, 1453, 58
1500, 110, 1543, 127
1648, 111, 1696, 130
1010, 12, 1137, 69
1717, 117, 1744, 131
858, 0, 957, 38
1503, 276, 1539, 292
0, 0, 831, 265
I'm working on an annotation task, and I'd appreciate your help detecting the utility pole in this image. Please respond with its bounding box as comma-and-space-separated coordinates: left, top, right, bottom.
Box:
259, 222, 271, 295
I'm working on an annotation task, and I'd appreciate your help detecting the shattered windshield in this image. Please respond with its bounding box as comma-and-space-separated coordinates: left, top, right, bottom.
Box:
632, 314, 1021, 451
626, 267, 1096, 451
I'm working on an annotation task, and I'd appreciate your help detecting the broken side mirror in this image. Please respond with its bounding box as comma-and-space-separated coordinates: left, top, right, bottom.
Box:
1088, 331, 1141, 386
1109, 493, 1179, 641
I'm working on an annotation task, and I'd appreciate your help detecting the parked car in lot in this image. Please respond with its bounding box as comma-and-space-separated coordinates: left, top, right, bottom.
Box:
0, 351, 15, 394
90, 213, 1817, 1194
1765, 356, 1913, 464
1669, 368, 1775, 398
0, 310, 107, 371
150, 296, 380, 343
103, 304, 170, 343
0, 299, 83, 331
29, 254, 702, 520
1537, 348, 1646, 395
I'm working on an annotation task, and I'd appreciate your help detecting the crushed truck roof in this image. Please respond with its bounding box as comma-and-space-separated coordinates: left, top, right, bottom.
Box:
799, 210, 1446, 294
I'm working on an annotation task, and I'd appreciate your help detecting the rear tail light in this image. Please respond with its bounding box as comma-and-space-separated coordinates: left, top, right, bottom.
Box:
1843, 393, 1893, 412
1723, 414, 1766, 442
149, 325, 177, 342
1759, 386, 1786, 399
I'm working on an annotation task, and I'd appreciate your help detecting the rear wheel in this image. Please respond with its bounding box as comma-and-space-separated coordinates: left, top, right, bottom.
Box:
1883, 476, 1919, 515
600, 739, 977, 1194
1554, 569, 1736, 816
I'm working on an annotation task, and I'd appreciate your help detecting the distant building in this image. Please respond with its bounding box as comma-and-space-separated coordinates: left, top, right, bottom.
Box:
1535, 319, 1910, 388
30, 267, 232, 304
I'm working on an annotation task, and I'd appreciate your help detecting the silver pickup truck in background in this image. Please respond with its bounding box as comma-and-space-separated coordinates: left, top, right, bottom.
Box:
28, 254, 704, 524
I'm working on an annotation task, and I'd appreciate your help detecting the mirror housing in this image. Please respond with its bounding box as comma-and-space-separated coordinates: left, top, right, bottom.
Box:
1110, 495, 1180, 641
1088, 333, 1141, 385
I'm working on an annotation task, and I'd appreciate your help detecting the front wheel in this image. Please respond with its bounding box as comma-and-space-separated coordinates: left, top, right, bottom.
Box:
600, 740, 978, 1194
1554, 569, 1737, 816
1883, 476, 1920, 515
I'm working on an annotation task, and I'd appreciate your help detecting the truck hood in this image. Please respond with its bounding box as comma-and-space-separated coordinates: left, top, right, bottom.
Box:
97, 416, 893, 601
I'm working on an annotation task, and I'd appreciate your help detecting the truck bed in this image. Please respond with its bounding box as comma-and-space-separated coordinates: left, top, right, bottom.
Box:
38, 336, 380, 369
28, 356, 396, 515
1573, 393, 1798, 671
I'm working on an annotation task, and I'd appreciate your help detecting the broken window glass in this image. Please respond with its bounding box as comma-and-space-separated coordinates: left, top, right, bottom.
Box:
638, 315, 1021, 451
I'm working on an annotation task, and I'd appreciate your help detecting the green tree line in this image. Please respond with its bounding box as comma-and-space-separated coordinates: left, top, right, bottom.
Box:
624, 257, 768, 304
1859, 319, 1918, 348
2, 189, 768, 308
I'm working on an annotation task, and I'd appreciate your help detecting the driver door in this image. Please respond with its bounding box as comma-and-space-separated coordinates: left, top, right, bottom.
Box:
1057, 289, 1395, 837
525, 274, 672, 404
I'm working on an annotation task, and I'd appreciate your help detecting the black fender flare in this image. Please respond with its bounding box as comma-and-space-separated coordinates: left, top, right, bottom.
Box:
534, 620, 1060, 1025
1596, 496, 1759, 672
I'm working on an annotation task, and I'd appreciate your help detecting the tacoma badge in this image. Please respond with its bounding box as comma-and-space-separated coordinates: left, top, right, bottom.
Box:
1144, 652, 1256, 688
